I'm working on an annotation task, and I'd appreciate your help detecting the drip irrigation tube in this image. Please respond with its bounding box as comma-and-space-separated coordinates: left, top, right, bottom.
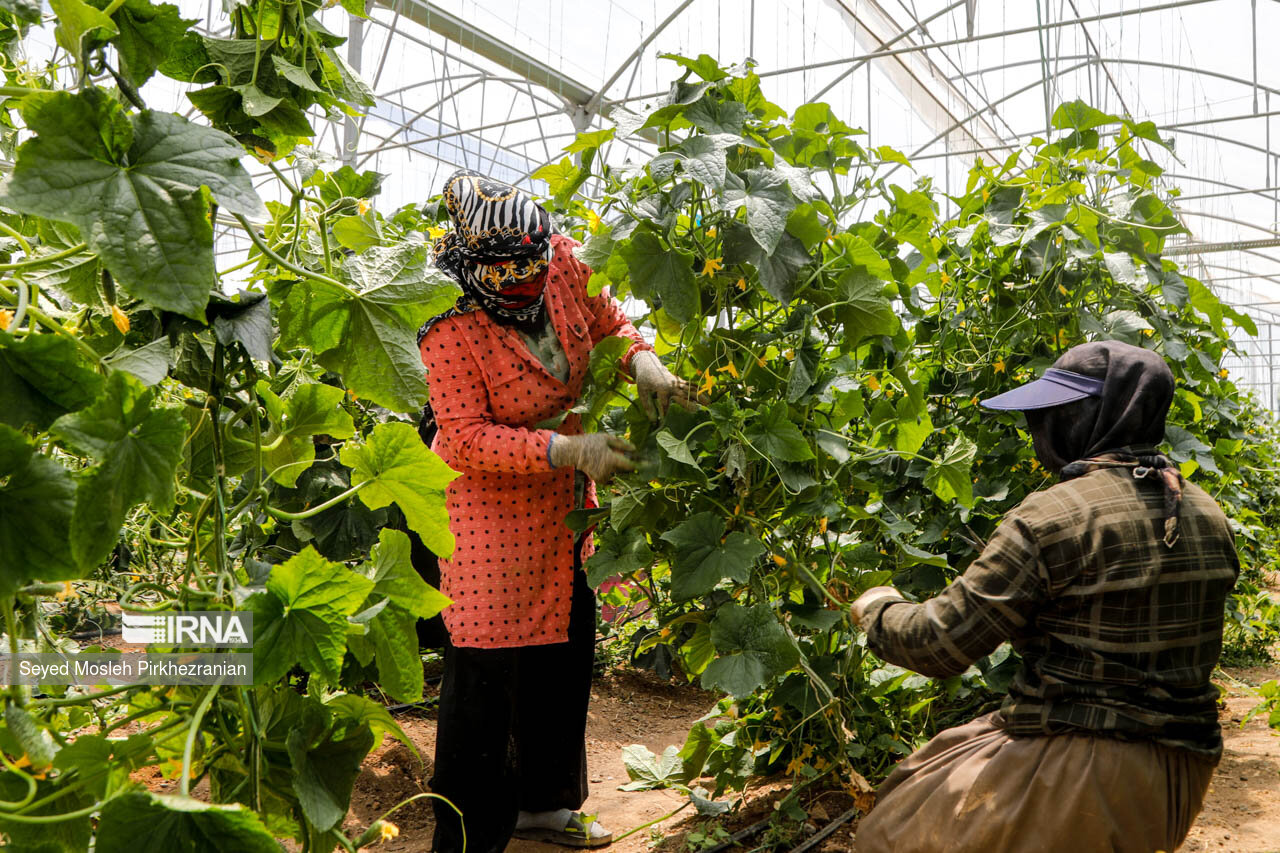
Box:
785, 807, 859, 853
700, 816, 773, 853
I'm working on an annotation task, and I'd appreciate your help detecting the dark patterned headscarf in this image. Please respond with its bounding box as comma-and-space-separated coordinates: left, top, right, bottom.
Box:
1024, 341, 1185, 547
418, 170, 553, 342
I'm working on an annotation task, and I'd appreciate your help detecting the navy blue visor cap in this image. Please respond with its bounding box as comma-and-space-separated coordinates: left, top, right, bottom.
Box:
980, 368, 1105, 411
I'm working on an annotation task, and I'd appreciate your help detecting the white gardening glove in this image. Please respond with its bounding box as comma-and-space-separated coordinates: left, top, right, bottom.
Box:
631, 350, 700, 420
850, 586, 905, 631
548, 433, 636, 483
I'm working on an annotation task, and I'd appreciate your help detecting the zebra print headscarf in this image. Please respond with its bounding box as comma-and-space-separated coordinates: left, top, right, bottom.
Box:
422, 170, 553, 340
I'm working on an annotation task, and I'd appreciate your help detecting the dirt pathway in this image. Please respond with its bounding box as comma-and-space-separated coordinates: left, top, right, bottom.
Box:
345, 666, 1280, 852
1182, 665, 1280, 852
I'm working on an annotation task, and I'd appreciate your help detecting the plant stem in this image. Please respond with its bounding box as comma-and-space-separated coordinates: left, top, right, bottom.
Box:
0, 243, 88, 272
612, 800, 690, 843
32, 683, 138, 709
263, 481, 369, 521
180, 681, 221, 796
0, 281, 103, 364
234, 214, 356, 296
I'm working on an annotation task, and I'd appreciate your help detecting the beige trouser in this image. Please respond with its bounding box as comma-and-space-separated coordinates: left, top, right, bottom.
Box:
855, 712, 1216, 853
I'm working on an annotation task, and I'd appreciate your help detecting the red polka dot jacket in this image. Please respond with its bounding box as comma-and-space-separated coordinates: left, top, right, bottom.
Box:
419, 234, 652, 648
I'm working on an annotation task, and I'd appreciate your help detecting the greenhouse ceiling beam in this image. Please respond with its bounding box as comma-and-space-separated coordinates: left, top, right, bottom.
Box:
758, 0, 1218, 79
1177, 185, 1280, 202
353, 108, 566, 159
943, 55, 1280, 103
1171, 208, 1280, 239
1166, 237, 1280, 255
361, 12, 569, 117
378, 0, 592, 110
819, 0, 1005, 154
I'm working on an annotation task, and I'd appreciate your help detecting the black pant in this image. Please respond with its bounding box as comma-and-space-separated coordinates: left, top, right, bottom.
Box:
430, 568, 595, 853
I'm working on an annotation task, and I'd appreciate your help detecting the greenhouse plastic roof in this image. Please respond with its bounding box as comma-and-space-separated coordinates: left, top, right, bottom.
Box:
155, 0, 1280, 404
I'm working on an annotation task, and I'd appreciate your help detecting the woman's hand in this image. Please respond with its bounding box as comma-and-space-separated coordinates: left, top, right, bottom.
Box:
631, 350, 700, 419
850, 586, 905, 630
549, 433, 636, 483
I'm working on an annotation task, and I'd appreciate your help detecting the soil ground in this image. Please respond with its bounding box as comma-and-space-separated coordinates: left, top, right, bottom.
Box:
338, 664, 1280, 853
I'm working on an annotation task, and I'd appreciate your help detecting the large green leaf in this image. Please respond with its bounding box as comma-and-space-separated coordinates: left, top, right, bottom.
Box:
0, 425, 77, 593
352, 529, 451, 702
256, 381, 355, 486
650, 135, 727, 191
208, 290, 274, 364
835, 268, 898, 343
723, 168, 796, 254
923, 434, 977, 508
339, 421, 461, 558
619, 229, 699, 324
660, 512, 765, 600
247, 547, 374, 684
87, 0, 196, 89
287, 722, 374, 833
584, 526, 655, 587
745, 402, 813, 462
701, 604, 799, 697
722, 223, 810, 303
48, 0, 117, 58
0, 330, 104, 430
0, 90, 265, 320
95, 793, 279, 853
275, 240, 460, 411
51, 371, 187, 569
0, 0, 42, 24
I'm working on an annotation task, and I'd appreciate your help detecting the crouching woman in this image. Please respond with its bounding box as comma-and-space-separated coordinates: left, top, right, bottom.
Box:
852, 341, 1238, 853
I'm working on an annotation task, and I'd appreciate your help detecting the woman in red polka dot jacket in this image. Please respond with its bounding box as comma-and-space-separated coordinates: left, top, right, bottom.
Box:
418, 171, 697, 853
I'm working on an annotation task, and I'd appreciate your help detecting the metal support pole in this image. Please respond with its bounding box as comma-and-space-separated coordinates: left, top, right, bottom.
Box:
343, 5, 366, 167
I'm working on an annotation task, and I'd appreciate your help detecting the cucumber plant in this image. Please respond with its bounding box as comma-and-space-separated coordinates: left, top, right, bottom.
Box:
540, 55, 1280, 822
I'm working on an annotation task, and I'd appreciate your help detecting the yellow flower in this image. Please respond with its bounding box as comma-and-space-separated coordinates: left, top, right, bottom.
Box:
717, 362, 740, 379
1141, 328, 1154, 337
1218, 368, 1229, 379
785, 757, 805, 776
699, 369, 715, 396
756, 356, 766, 367
701, 257, 724, 277
772, 707, 783, 721
11, 755, 48, 780
1058, 284, 1070, 297
707, 226, 717, 238
818, 517, 828, 534
735, 277, 747, 291
586, 210, 602, 232
939, 271, 951, 285
783, 349, 795, 361
969, 396, 980, 406
427, 225, 448, 240
346, 388, 359, 401
0, 309, 10, 331
1057, 329, 1069, 348
379, 821, 400, 842
865, 375, 881, 392
799, 744, 815, 760
252, 146, 275, 164
993, 359, 1006, 374
110, 304, 130, 334
772, 554, 787, 567
980, 294, 989, 305
357, 199, 370, 215
981, 187, 990, 202
55, 582, 76, 601
752, 739, 769, 751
